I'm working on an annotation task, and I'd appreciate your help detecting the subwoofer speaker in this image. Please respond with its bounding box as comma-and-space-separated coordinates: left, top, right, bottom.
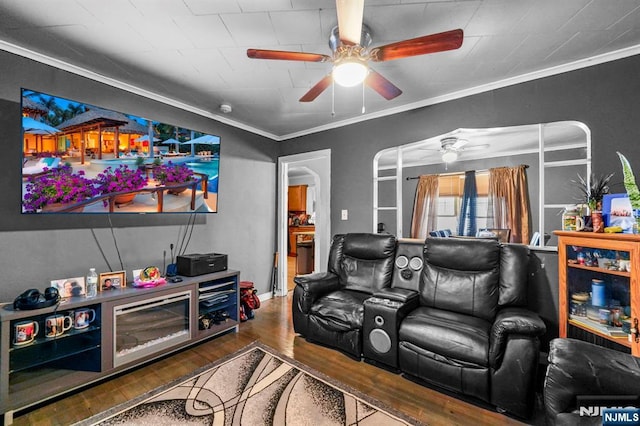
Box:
363, 298, 403, 369
369, 327, 392, 353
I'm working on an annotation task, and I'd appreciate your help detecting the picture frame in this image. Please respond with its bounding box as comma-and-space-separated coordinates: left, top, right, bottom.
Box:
99, 271, 126, 291
51, 276, 86, 299
603, 193, 635, 233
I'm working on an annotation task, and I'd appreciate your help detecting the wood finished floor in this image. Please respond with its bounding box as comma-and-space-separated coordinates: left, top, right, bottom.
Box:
14, 292, 535, 426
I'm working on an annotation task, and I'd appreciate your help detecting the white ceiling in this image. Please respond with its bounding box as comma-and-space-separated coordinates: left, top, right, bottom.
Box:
1, 0, 640, 141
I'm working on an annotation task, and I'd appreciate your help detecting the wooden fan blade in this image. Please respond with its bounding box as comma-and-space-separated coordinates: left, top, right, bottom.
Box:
366, 70, 402, 100
336, 0, 364, 45
299, 74, 333, 102
247, 49, 331, 63
370, 29, 464, 62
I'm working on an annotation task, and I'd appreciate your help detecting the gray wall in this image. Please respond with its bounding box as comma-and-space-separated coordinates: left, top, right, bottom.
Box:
0, 51, 278, 301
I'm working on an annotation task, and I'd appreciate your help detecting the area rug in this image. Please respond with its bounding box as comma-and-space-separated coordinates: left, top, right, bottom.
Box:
76, 342, 420, 425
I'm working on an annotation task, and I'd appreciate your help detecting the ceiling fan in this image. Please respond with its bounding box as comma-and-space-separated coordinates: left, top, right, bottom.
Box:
246, 0, 464, 102
420, 137, 490, 163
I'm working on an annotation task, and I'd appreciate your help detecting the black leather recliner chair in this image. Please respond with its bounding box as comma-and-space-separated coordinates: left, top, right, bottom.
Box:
544, 338, 640, 425
292, 233, 396, 357
397, 237, 546, 419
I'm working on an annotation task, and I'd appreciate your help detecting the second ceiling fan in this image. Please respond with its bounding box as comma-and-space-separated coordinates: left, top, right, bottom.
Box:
247, 0, 464, 102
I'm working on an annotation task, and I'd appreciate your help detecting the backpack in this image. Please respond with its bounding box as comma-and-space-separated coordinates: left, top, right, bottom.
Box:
239, 281, 260, 321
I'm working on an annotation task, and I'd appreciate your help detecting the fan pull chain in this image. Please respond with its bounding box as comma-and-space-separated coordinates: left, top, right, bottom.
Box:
362, 81, 366, 114
331, 80, 335, 117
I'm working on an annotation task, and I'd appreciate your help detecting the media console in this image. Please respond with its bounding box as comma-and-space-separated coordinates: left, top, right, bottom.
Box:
0, 269, 239, 423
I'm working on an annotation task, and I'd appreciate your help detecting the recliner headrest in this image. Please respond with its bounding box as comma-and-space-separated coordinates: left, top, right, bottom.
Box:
425, 237, 500, 271
343, 233, 396, 260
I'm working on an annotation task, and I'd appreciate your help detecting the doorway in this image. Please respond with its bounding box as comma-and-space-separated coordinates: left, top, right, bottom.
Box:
277, 149, 331, 297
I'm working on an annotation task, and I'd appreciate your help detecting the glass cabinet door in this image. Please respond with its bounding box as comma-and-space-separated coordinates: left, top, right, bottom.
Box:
557, 231, 640, 355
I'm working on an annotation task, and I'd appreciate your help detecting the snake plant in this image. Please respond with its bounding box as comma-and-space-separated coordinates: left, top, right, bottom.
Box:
617, 152, 640, 210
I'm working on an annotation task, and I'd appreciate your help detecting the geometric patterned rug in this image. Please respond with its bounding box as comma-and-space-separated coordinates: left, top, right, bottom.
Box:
75, 342, 421, 425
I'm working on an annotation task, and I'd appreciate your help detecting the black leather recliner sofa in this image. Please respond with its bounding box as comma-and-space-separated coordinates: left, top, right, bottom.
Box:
292, 234, 546, 419
292, 233, 396, 357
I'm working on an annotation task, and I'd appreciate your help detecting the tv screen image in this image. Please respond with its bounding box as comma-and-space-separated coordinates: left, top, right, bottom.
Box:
21, 89, 220, 214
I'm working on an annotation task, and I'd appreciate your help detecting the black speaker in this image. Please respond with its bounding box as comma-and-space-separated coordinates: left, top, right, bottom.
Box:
391, 240, 424, 291
13, 287, 60, 310
363, 297, 403, 369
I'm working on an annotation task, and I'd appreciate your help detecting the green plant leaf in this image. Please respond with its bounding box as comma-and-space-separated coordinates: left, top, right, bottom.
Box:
617, 151, 640, 210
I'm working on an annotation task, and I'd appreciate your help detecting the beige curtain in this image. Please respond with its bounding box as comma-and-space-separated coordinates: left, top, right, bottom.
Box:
410, 174, 439, 239
487, 165, 530, 243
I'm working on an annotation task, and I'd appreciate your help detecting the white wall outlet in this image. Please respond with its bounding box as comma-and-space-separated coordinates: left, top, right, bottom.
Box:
341, 209, 348, 220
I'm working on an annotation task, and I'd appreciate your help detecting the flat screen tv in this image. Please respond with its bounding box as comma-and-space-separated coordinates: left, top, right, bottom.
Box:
21, 89, 220, 214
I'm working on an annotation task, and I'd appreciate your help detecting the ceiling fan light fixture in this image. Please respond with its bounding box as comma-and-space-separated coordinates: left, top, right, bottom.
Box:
333, 60, 368, 87
441, 150, 458, 163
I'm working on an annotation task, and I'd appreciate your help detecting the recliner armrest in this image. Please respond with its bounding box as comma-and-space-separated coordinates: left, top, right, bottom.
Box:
293, 272, 341, 313
489, 307, 546, 367
373, 288, 419, 304
544, 338, 640, 424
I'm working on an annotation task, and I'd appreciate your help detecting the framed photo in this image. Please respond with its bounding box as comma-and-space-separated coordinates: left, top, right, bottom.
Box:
603, 193, 635, 233
99, 271, 126, 291
51, 276, 86, 299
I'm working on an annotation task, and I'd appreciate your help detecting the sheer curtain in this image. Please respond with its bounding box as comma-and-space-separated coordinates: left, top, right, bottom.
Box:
410, 174, 439, 239
457, 170, 477, 236
486, 165, 530, 243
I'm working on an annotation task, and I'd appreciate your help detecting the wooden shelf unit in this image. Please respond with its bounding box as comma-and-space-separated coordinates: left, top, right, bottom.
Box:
0, 270, 239, 420
556, 231, 639, 355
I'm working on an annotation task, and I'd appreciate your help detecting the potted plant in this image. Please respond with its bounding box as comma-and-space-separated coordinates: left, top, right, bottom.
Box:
154, 161, 194, 194
94, 165, 146, 206
22, 165, 97, 213
571, 172, 614, 232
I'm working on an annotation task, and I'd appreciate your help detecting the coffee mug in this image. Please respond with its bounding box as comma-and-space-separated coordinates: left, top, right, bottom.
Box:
14, 320, 39, 346
45, 314, 73, 338
74, 308, 96, 329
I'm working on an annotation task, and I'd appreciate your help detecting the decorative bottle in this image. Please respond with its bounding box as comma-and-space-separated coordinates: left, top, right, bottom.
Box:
86, 268, 98, 298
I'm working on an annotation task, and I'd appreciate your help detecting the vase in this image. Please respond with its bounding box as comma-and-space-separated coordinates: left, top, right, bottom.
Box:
41, 202, 84, 213
114, 193, 136, 205
591, 210, 604, 233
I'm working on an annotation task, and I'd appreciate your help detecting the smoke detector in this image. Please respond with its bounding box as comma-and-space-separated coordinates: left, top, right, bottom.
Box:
219, 104, 232, 114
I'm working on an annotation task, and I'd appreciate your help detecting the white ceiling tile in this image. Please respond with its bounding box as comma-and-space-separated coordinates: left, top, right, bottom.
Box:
128, 0, 193, 17
465, 34, 528, 62
126, 18, 196, 50
271, 10, 324, 45
183, 0, 242, 15
173, 15, 235, 49
561, 0, 640, 32
464, 2, 532, 36
237, 0, 293, 13
221, 12, 279, 46
512, 0, 590, 34
78, 0, 144, 23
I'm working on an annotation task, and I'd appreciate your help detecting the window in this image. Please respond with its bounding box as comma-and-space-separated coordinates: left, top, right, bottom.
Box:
435, 172, 489, 234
